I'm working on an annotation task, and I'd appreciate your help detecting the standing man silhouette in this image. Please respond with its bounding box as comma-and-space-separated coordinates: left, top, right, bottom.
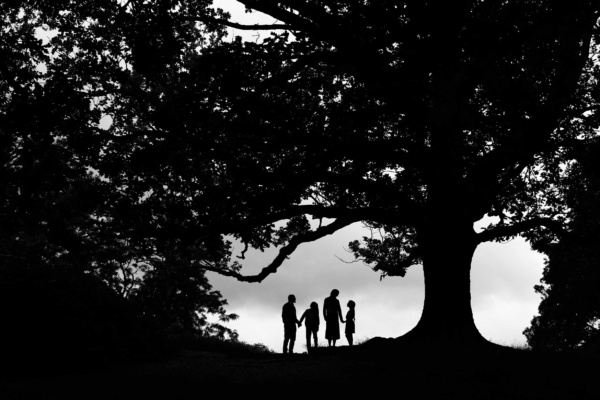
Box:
282, 294, 301, 354
323, 289, 344, 347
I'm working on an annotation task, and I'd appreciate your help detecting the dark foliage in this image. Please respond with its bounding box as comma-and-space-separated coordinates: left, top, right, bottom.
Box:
131, 240, 239, 339
525, 138, 600, 351
3, 0, 600, 348
0, 265, 158, 378
0, 0, 239, 373
96, 1, 600, 343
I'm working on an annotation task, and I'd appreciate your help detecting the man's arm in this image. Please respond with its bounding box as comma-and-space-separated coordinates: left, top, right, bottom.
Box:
282, 304, 288, 323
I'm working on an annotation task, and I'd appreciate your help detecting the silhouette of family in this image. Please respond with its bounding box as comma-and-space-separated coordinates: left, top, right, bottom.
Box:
282, 289, 356, 354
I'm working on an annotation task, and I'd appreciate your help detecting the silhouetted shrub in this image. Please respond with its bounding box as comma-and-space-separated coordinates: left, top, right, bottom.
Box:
0, 265, 161, 378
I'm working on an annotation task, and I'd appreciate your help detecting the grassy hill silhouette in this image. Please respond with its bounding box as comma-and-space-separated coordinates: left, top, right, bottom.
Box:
1, 336, 598, 399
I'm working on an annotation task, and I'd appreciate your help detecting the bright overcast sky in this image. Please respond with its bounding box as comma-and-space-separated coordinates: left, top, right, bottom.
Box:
208, 221, 546, 352
206, 1, 547, 353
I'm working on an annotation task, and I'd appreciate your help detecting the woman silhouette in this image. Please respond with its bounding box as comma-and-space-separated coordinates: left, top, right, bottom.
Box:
323, 289, 344, 347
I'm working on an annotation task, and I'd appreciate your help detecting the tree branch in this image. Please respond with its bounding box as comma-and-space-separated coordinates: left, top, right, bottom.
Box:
476, 217, 567, 243
464, 9, 600, 218
203, 217, 358, 282
236, 240, 249, 259
182, 15, 295, 31
236, 0, 317, 33
216, 203, 421, 239
268, 0, 336, 29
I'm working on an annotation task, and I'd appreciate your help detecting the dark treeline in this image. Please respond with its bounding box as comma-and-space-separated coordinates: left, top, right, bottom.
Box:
0, 0, 239, 376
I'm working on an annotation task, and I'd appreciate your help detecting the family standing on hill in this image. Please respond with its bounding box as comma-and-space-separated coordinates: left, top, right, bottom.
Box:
282, 289, 356, 354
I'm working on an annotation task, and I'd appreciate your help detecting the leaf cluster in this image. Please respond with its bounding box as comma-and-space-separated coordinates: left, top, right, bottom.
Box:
524, 138, 600, 351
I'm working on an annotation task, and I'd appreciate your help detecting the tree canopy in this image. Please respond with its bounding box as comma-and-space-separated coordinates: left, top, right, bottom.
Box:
0, 0, 238, 366
524, 138, 600, 352
3, 1, 600, 346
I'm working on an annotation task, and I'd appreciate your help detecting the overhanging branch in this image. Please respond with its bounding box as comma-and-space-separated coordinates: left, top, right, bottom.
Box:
182, 15, 296, 31
219, 202, 422, 235
203, 217, 358, 282
235, 0, 317, 33
476, 217, 567, 244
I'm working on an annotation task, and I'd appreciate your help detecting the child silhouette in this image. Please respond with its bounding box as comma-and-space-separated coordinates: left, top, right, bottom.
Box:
345, 300, 356, 346
299, 302, 320, 351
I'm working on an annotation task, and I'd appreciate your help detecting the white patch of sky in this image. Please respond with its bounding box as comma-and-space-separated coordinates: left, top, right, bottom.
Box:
211, 0, 286, 43
209, 217, 545, 352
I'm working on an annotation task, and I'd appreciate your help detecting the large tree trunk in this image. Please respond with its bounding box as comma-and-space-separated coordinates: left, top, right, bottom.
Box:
400, 221, 487, 347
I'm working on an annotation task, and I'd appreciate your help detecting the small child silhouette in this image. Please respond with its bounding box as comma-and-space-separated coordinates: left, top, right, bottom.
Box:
345, 300, 356, 346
